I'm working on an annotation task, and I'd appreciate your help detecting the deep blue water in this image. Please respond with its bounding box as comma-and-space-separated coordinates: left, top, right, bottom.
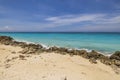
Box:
0, 32, 120, 54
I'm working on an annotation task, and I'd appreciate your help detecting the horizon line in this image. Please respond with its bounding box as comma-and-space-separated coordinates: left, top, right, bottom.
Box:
0, 31, 120, 33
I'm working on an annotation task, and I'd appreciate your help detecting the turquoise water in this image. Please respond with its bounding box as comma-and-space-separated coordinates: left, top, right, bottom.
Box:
0, 32, 120, 54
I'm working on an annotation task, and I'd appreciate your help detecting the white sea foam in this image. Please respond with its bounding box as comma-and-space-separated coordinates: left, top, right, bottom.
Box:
15, 39, 34, 44
15, 39, 50, 49
14, 38, 113, 55
40, 43, 49, 49
77, 48, 92, 52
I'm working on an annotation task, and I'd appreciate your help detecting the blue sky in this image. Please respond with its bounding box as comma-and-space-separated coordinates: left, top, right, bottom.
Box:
0, 0, 120, 32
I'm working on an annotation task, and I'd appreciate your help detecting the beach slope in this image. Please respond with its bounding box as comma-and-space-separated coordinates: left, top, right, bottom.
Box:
0, 44, 120, 80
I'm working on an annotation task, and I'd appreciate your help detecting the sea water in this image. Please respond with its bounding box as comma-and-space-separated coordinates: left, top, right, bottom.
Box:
0, 32, 120, 54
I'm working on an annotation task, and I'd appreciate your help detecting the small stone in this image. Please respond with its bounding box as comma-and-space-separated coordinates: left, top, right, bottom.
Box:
19, 55, 26, 60
64, 77, 67, 80
11, 51, 16, 54
89, 58, 97, 64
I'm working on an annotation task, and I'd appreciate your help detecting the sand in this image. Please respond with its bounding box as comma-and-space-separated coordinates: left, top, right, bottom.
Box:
0, 44, 120, 80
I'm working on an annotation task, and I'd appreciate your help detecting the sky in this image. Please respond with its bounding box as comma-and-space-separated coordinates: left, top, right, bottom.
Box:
0, 0, 120, 32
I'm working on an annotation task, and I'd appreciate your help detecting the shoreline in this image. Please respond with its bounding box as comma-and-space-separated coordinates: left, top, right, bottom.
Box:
0, 36, 120, 80
0, 36, 120, 67
0, 33, 119, 54
14, 38, 112, 55
0, 45, 119, 80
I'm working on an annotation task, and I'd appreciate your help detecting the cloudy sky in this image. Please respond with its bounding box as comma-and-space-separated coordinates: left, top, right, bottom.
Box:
0, 0, 120, 32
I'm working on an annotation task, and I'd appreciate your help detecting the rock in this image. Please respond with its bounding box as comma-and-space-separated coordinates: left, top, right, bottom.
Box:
110, 51, 120, 60
0, 36, 13, 45
100, 57, 112, 65
88, 50, 105, 59
19, 48, 29, 54
11, 57, 18, 60
19, 55, 26, 60
13, 41, 27, 47
112, 60, 120, 67
64, 77, 67, 80
6, 59, 11, 63
25, 43, 42, 49
61, 52, 67, 55
12, 41, 21, 46
66, 49, 73, 53
78, 50, 89, 59
89, 58, 97, 64
0, 36, 13, 42
11, 51, 16, 54
36, 49, 44, 53
1, 36, 120, 68
49, 46, 59, 51
70, 50, 79, 55
66, 49, 75, 55
18, 42, 27, 47
58, 47, 68, 52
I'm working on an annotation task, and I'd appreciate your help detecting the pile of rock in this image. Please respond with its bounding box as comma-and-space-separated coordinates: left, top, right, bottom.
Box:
19, 43, 43, 54
0, 36, 13, 45
0, 36, 120, 68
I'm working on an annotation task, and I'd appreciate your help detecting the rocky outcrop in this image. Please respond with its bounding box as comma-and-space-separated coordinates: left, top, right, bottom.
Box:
88, 50, 105, 59
0, 36, 13, 45
0, 36, 120, 68
89, 58, 97, 64
110, 51, 120, 60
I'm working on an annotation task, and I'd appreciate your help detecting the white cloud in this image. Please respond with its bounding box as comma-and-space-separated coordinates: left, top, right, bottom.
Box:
4, 26, 9, 30
46, 17, 59, 21
95, 15, 120, 24
0, 26, 13, 31
45, 14, 105, 25
0, 13, 120, 32
73, 24, 120, 32
44, 14, 120, 28
106, 16, 120, 23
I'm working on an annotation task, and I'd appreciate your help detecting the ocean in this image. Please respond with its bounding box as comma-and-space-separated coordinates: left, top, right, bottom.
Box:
0, 32, 120, 54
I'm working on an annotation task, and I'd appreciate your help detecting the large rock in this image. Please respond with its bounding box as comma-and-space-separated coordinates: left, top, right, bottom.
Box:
0, 36, 13, 41
27, 43, 42, 49
88, 50, 105, 59
58, 47, 68, 52
100, 58, 112, 65
77, 50, 89, 58
12, 41, 26, 47
110, 51, 120, 60
0, 36, 13, 45
18, 43, 43, 54
89, 58, 97, 64
111, 59, 120, 67
48, 46, 59, 51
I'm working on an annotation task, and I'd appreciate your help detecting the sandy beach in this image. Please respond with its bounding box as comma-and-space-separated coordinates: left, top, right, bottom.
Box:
0, 0, 120, 79
0, 44, 120, 80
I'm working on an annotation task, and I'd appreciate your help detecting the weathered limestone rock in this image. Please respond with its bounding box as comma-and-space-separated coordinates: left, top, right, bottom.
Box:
0, 36, 13, 45
110, 51, 120, 60
78, 50, 89, 59
88, 50, 104, 59
89, 58, 97, 64
0, 36, 120, 68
